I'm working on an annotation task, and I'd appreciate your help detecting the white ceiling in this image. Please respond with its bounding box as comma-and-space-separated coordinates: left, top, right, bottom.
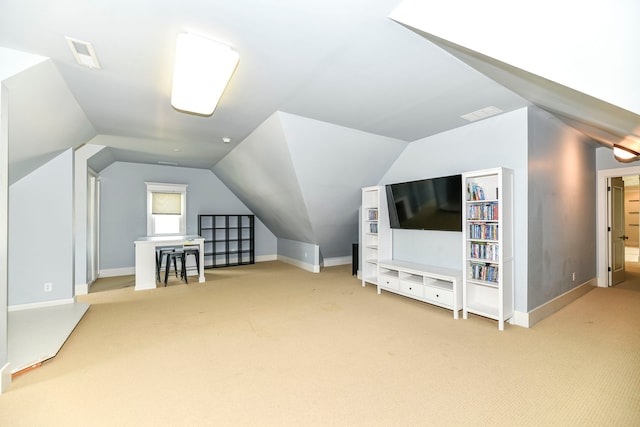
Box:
0, 0, 533, 169
2, 0, 638, 172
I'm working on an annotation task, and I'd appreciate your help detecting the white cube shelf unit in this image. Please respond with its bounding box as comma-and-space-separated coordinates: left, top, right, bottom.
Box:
361, 186, 392, 286
378, 260, 463, 318
462, 167, 514, 330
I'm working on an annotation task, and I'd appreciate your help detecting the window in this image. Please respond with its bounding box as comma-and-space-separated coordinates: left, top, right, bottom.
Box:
146, 182, 187, 236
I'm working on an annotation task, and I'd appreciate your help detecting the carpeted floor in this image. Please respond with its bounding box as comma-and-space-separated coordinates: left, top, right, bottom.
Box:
1, 261, 639, 426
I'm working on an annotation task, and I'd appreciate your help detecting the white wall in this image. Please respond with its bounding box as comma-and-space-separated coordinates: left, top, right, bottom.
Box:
0, 45, 48, 392
98, 162, 276, 272
281, 112, 407, 258
9, 149, 74, 306
277, 239, 320, 273
379, 108, 529, 310
0, 83, 9, 389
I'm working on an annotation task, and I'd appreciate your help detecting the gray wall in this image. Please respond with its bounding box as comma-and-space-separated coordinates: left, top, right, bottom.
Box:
596, 146, 630, 170
98, 162, 276, 271
527, 108, 597, 310
379, 107, 529, 310
9, 149, 74, 305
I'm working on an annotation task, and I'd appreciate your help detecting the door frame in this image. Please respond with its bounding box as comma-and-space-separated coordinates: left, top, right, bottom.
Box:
597, 165, 640, 286
87, 169, 99, 284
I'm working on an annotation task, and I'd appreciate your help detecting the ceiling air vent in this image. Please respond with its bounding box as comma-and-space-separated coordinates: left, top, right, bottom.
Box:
461, 106, 503, 122
65, 36, 101, 69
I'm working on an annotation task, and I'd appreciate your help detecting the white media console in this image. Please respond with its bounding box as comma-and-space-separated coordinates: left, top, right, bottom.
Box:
377, 260, 462, 318
362, 168, 512, 330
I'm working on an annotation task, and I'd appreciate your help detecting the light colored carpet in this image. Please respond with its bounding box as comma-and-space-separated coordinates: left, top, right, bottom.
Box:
1, 261, 639, 426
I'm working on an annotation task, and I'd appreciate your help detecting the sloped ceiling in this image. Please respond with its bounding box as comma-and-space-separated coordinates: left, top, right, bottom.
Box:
389, 0, 640, 153
3, 59, 95, 184
0, 0, 531, 171
213, 111, 407, 258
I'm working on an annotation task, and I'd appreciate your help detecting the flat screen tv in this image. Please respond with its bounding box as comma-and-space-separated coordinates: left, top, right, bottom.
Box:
386, 174, 462, 231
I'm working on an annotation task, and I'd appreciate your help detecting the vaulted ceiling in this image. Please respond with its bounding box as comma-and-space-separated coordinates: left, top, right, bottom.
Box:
1, 0, 637, 261
1, 0, 534, 173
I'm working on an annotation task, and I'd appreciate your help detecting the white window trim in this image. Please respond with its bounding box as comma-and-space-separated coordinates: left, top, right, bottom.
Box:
146, 182, 188, 236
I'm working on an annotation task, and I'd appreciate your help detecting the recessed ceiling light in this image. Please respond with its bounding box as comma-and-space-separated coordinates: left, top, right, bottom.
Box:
64, 36, 100, 69
173, 148, 181, 152
461, 106, 503, 122
158, 161, 178, 166
222, 137, 232, 144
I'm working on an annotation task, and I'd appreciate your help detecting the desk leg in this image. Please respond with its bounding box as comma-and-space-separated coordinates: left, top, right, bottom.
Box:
198, 241, 205, 283
135, 244, 157, 291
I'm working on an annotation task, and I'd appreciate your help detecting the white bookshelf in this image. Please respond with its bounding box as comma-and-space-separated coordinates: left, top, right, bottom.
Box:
462, 167, 514, 330
361, 186, 391, 286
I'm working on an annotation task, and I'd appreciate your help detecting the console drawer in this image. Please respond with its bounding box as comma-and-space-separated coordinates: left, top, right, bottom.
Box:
425, 286, 453, 306
399, 280, 423, 298
379, 275, 399, 290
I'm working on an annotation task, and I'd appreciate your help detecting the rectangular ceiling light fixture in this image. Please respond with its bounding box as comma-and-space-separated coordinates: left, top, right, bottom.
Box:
461, 106, 503, 122
171, 33, 239, 116
65, 36, 101, 69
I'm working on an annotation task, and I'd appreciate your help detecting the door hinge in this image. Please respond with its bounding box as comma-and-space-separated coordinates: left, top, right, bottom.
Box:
608, 266, 612, 272
608, 226, 611, 232
608, 186, 611, 191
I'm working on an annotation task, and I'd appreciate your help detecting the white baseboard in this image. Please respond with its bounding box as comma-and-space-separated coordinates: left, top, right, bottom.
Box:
99, 258, 278, 278
323, 256, 352, 267
99, 267, 135, 278
75, 283, 89, 295
511, 278, 597, 328
277, 255, 320, 273
0, 362, 10, 394
8, 297, 76, 312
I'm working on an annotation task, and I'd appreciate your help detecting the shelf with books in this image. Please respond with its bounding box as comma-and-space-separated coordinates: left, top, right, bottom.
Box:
360, 186, 392, 286
462, 167, 514, 330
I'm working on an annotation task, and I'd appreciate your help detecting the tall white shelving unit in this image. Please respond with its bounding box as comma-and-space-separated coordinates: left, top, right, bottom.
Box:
361, 186, 391, 286
462, 167, 514, 330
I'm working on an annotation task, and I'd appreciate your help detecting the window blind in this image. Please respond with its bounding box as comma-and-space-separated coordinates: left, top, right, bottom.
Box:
151, 192, 182, 215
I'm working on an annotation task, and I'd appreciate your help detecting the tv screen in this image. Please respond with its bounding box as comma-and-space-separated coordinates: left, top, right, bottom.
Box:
386, 175, 462, 231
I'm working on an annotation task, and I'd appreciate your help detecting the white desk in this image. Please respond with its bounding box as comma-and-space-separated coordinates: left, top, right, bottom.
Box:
134, 235, 205, 291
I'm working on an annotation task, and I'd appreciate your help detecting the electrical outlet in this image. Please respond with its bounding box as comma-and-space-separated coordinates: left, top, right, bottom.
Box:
44, 282, 53, 292
572, 272, 576, 282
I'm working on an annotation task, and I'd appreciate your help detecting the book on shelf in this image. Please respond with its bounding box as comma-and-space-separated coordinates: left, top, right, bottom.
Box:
367, 209, 379, 220
466, 203, 499, 220
467, 182, 485, 201
369, 223, 378, 233
469, 242, 499, 261
468, 223, 499, 240
467, 182, 499, 201
469, 262, 500, 282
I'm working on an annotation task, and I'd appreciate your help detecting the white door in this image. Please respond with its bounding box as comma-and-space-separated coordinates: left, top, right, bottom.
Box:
610, 177, 626, 286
